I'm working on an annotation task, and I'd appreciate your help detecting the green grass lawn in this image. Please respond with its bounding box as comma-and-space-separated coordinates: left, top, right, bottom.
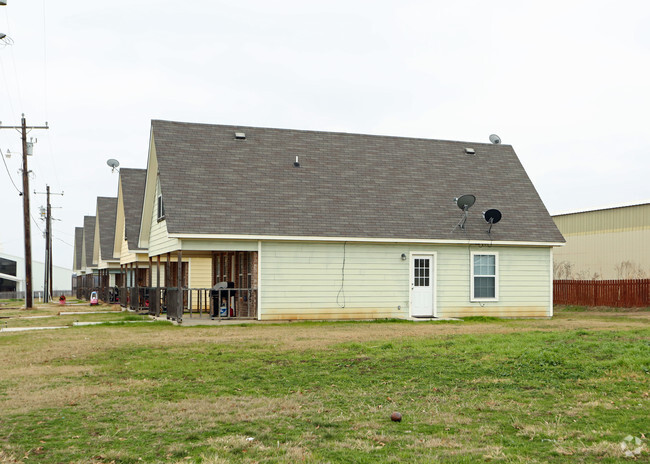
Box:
0, 310, 648, 463
0, 301, 134, 329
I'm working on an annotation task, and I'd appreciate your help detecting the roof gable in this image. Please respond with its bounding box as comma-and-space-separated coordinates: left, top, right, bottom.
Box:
118, 168, 147, 251
73, 227, 83, 271
151, 120, 564, 244
83, 215, 97, 268
96, 197, 118, 262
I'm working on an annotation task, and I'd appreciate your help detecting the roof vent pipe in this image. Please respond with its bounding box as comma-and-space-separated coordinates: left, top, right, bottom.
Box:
293, 156, 300, 168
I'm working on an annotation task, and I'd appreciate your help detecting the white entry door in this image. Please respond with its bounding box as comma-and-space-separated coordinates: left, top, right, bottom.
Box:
411, 254, 435, 317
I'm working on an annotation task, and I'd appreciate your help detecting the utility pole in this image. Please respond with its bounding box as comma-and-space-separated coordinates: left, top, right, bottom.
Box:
35, 185, 63, 303
0, 115, 49, 309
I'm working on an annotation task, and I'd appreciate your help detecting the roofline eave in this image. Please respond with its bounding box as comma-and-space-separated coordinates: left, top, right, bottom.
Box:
168, 232, 565, 247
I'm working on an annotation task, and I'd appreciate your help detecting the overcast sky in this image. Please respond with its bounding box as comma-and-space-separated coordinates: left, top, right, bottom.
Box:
1, 1, 649, 269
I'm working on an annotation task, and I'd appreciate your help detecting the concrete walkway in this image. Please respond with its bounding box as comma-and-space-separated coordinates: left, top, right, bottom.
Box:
1, 326, 68, 332
155, 315, 462, 326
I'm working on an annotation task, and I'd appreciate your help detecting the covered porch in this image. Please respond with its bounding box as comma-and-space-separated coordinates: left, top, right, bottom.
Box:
142, 250, 258, 321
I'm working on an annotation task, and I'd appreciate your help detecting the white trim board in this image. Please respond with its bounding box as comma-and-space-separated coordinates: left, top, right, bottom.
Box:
167, 233, 564, 248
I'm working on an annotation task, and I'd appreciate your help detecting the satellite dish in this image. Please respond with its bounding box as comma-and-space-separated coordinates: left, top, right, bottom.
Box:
483, 209, 502, 224
455, 194, 476, 211
489, 134, 501, 144
452, 194, 476, 232
483, 208, 502, 234
106, 158, 120, 173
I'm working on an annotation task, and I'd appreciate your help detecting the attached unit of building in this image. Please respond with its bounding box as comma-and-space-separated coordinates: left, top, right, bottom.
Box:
73, 120, 564, 319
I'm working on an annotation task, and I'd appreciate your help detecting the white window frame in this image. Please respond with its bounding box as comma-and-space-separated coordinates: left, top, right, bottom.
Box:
157, 194, 165, 221
470, 251, 499, 302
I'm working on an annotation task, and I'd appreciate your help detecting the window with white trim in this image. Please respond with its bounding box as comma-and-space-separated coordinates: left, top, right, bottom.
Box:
471, 252, 498, 301
157, 194, 165, 221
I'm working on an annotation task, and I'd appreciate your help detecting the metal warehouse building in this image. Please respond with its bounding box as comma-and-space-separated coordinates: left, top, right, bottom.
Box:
0, 252, 72, 296
552, 202, 650, 280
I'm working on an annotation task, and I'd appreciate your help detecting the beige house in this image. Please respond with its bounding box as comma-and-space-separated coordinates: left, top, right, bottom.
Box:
113, 168, 150, 287
93, 197, 120, 296
136, 120, 564, 320
553, 202, 650, 280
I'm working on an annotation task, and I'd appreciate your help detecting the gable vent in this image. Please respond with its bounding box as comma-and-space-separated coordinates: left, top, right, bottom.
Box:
234, 132, 246, 140
465, 148, 475, 155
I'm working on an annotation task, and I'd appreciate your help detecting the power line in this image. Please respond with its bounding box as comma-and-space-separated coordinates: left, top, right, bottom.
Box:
0, 9, 18, 120
31, 213, 43, 233
54, 237, 73, 247
0, 147, 21, 194
2, 8, 23, 110
0, 55, 18, 120
39, 0, 61, 190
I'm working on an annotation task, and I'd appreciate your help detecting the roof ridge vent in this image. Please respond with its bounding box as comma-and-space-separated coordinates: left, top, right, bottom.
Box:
465, 147, 475, 155
234, 132, 246, 140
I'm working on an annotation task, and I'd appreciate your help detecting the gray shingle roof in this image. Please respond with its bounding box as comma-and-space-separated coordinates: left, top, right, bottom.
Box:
83, 215, 96, 267
74, 227, 83, 271
96, 197, 118, 261
152, 120, 564, 243
120, 168, 147, 251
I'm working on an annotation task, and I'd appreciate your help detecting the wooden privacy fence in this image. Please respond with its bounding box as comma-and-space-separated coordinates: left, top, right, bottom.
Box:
554, 279, 650, 307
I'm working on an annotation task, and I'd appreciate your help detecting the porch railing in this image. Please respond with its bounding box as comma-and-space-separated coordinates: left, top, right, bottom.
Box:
159, 287, 257, 322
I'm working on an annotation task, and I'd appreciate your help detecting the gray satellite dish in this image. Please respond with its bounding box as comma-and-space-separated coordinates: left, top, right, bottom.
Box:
483, 209, 502, 234
455, 194, 476, 211
453, 194, 476, 231
489, 134, 501, 144
106, 158, 120, 172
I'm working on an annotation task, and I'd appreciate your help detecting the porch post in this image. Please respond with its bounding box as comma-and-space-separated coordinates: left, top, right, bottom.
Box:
148, 257, 153, 288
156, 255, 160, 289
156, 255, 161, 317
165, 252, 170, 287
121, 264, 126, 305
177, 250, 183, 314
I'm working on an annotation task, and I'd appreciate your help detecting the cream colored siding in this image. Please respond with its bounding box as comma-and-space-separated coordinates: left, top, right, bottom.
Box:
553, 204, 650, 279
113, 183, 125, 258
183, 253, 212, 288
148, 177, 180, 256
138, 134, 157, 249
260, 242, 551, 320
92, 220, 101, 266
119, 229, 137, 265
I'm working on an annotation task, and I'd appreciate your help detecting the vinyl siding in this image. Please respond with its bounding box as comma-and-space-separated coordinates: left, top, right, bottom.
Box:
113, 183, 126, 258
260, 241, 551, 320
92, 219, 101, 267
119, 229, 138, 265
184, 253, 212, 288
148, 177, 180, 256
139, 134, 157, 250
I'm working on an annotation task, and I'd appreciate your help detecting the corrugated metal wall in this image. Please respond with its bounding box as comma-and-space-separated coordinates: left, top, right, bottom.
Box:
553, 203, 650, 280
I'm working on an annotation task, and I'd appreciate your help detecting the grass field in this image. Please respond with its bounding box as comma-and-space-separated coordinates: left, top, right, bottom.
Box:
0, 307, 648, 463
